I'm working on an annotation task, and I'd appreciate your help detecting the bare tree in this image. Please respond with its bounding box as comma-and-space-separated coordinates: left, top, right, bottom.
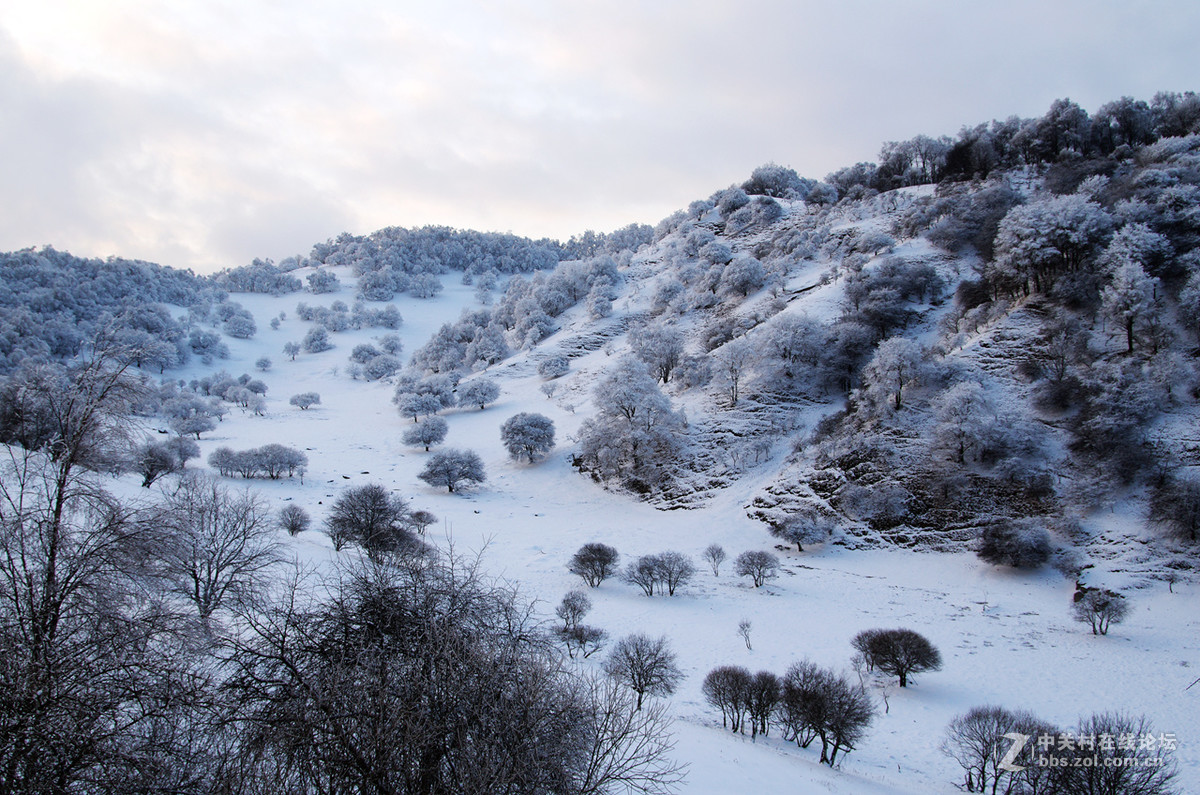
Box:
277, 504, 310, 536
1072, 588, 1129, 635
556, 589, 592, 630
777, 660, 873, 765
324, 483, 418, 559
134, 437, 186, 487
734, 550, 781, 587
942, 705, 1058, 794
624, 555, 663, 597
224, 556, 683, 795
158, 473, 280, 619
703, 543, 727, 575
702, 665, 751, 732
1048, 712, 1178, 794
603, 633, 684, 710
570, 543, 621, 587
746, 670, 780, 739
0, 344, 213, 791
656, 551, 695, 596
737, 619, 753, 650
853, 628, 942, 687
575, 675, 687, 795
409, 509, 437, 536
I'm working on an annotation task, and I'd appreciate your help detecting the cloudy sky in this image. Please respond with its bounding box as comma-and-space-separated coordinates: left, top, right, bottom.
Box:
2, 1, 1198, 273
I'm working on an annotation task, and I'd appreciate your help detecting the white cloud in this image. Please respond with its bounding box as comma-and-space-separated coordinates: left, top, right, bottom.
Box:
1, 0, 1199, 272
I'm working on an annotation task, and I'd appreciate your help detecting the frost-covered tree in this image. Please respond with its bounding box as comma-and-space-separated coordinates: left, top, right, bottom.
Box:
499, 412, 555, 462
720, 256, 766, 297
860, 336, 927, 411
576, 357, 685, 489
418, 448, 486, 493
764, 313, 825, 381
1101, 260, 1158, 353
289, 392, 321, 410
349, 343, 381, 364
282, 341, 301, 360
403, 416, 448, 451
410, 273, 443, 299
361, 354, 401, 381
537, 355, 570, 379
395, 391, 444, 422
742, 162, 812, 199
586, 287, 613, 319
989, 195, 1111, 297
630, 322, 687, 384
169, 412, 216, 440
302, 325, 333, 353
1177, 271, 1200, 344
929, 381, 995, 464
306, 268, 340, 293
378, 333, 403, 355
713, 337, 755, 407
770, 511, 833, 552
457, 377, 500, 410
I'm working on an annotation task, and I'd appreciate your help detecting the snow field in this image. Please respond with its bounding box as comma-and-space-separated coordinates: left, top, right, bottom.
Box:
142, 267, 1200, 793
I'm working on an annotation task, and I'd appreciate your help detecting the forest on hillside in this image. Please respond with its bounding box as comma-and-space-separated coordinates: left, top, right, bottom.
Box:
2, 92, 1199, 793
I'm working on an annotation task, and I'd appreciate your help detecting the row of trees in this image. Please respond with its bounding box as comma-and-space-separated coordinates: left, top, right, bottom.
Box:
703, 661, 872, 766
566, 543, 783, 593
394, 373, 500, 421
207, 443, 308, 479
827, 93, 1200, 195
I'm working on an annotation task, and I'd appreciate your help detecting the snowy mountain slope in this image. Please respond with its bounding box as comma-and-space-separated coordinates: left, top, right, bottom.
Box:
130, 249, 1200, 793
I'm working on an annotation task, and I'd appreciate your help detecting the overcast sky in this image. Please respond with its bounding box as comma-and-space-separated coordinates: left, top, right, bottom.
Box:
2, 1, 1198, 273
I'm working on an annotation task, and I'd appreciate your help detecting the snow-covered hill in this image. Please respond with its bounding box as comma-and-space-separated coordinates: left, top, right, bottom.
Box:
145, 245, 1199, 792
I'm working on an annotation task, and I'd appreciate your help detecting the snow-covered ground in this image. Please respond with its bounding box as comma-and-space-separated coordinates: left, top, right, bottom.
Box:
142, 268, 1200, 793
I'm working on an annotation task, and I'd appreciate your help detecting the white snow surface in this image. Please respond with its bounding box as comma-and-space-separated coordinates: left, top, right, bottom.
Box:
131, 267, 1200, 794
